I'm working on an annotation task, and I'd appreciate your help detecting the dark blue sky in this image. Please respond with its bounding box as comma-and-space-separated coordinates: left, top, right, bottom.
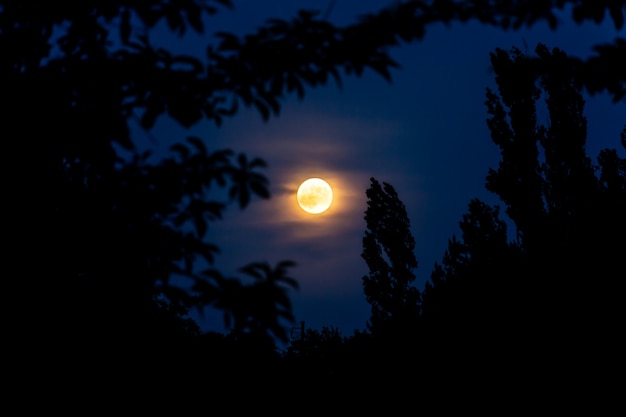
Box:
135, 1, 624, 338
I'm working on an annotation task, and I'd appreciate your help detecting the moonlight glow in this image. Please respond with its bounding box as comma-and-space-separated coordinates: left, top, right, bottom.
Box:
297, 178, 333, 214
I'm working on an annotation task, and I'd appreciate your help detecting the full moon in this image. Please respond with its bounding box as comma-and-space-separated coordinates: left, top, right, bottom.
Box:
297, 178, 333, 214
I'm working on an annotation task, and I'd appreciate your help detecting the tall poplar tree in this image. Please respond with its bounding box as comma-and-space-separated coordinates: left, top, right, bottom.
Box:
361, 178, 421, 337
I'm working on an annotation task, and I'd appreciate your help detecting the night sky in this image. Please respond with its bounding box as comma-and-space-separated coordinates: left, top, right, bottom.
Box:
129, 1, 624, 337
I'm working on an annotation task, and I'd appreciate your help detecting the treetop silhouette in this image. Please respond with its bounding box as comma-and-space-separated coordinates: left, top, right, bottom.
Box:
362, 177, 421, 337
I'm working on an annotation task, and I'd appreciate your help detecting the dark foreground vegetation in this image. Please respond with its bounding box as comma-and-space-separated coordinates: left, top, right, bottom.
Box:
4, 0, 624, 406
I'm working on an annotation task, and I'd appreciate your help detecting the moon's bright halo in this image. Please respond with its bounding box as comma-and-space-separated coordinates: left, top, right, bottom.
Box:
297, 178, 333, 214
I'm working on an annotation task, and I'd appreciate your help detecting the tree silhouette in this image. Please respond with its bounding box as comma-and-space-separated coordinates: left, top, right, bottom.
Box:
422, 200, 522, 332
361, 178, 421, 338
353, 0, 626, 102
486, 45, 625, 346
421, 45, 625, 381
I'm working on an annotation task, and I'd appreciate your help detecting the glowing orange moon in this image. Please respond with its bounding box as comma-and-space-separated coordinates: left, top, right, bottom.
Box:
297, 178, 333, 214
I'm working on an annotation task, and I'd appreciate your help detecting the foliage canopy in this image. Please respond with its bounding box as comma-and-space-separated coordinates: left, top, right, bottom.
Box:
3, 0, 624, 348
